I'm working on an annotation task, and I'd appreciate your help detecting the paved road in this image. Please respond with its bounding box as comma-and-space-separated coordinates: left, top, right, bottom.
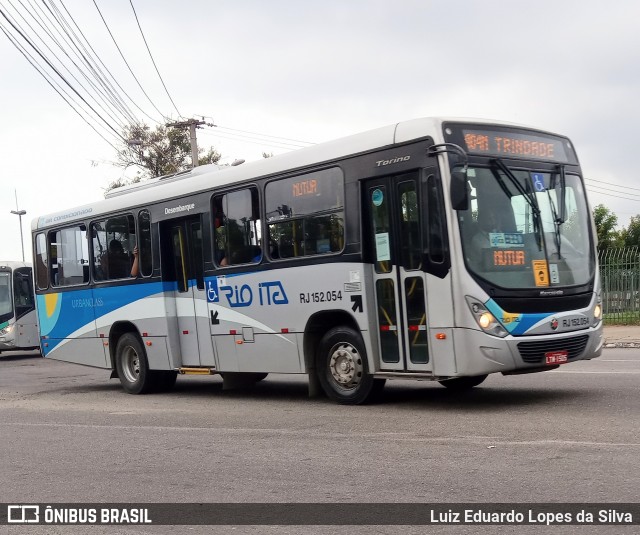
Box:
1, 349, 639, 534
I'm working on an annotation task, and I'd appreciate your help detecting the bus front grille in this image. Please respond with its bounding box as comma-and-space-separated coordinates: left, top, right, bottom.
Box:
516, 335, 590, 364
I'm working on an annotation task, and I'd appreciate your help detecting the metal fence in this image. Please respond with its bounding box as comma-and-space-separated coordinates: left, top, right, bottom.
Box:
598, 247, 640, 324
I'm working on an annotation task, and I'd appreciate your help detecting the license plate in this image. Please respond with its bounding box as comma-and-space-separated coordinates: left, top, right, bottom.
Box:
545, 350, 568, 365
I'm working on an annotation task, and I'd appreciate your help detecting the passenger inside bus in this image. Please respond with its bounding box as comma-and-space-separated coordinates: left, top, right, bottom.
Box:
220, 245, 262, 266
103, 240, 132, 279
130, 246, 139, 277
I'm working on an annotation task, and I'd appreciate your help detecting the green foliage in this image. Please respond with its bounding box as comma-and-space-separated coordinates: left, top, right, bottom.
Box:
620, 215, 640, 247
107, 123, 222, 192
199, 147, 222, 167
593, 204, 622, 249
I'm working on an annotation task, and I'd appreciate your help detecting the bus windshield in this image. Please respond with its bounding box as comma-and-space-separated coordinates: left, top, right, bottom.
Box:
457, 163, 594, 289
0, 272, 13, 322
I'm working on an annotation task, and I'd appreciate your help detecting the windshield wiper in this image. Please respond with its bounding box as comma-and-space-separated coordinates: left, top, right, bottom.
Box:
491, 158, 540, 216
549, 165, 567, 224
490, 158, 543, 250
548, 165, 567, 258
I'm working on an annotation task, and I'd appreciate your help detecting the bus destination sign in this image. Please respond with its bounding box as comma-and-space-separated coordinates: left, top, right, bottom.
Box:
461, 129, 570, 162
483, 248, 528, 271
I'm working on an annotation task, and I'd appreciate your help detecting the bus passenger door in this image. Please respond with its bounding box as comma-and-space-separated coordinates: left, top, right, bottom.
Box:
365, 173, 432, 373
162, 217, 216, 367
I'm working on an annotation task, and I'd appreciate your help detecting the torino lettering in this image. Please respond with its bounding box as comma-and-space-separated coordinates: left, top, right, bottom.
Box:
375, 155, 410, 167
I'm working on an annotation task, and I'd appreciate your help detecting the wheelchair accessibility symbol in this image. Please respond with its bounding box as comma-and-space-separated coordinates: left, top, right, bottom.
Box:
531, 173, 546, 192
207, 279, 219, 302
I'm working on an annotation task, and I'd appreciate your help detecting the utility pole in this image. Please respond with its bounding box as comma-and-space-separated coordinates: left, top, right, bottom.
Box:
165, 118, 205, 167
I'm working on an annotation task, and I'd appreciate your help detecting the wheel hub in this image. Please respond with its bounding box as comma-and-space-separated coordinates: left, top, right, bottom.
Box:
329, 343, 363, 389
122, 347, 140, 384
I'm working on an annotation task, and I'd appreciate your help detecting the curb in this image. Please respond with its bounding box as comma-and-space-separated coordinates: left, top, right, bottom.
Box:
603, 342, 640, 348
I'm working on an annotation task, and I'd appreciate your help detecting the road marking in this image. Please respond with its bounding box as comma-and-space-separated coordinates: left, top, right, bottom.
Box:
552, 370, 640, 374
3, 422, 640, 447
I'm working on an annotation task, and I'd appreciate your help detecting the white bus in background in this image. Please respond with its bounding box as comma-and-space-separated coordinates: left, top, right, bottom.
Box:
0, 261, 39, 355
31, 117, 603, 403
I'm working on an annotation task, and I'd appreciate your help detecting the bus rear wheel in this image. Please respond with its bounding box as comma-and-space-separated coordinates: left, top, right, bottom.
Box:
316, 327, 384, 404
438, 374, 488, 391
115, 333, 156, 394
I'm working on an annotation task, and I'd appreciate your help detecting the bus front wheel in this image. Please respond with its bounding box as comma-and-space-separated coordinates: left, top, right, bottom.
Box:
316, 327, 384, 404
438, 374, 488, 391
115, 333, 155, 394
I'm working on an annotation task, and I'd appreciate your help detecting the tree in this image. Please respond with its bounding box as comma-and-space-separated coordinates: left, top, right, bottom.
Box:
107, 123, 221, 191
620, 215, 640, 247
593, 204, 621, 249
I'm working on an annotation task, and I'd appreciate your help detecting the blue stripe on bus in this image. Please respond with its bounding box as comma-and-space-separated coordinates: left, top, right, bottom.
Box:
484, 299, 550, 336
37, 281, 175, 340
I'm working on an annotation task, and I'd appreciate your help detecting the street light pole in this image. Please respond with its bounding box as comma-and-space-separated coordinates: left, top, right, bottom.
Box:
10, 190, 26, 262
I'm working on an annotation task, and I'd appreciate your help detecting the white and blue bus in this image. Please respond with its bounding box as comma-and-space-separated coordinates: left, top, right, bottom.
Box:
31, 117, 603, 403
0, 261, 39, 354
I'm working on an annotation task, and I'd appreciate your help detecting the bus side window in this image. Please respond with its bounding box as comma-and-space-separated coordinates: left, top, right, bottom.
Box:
35, 232, 49, 290
13, 269, 34, 315
422, 173, 449, 277
213, 187, 261, 267
138, 209, 153, 276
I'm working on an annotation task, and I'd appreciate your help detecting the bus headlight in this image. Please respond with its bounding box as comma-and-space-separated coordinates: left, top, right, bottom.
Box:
592, 291, 603, 326
0, 324, 13, 336
466, 297, 508, 338
593, 302, 603, 326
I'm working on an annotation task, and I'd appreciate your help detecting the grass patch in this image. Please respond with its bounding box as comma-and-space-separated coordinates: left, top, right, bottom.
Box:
603, 311, 640, 325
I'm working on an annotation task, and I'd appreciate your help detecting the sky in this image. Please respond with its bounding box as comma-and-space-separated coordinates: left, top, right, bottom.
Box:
1, 0, 639, 262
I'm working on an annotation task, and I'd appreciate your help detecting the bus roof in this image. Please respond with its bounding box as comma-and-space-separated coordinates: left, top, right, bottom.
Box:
0, 261, 32, 270
31, 116, 545, 231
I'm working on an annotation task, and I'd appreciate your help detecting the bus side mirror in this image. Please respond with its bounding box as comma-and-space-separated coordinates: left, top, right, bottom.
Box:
450, 169, 469, 211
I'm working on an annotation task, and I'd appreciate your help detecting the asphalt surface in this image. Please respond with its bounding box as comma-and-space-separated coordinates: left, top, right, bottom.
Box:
0, 335, 639, 534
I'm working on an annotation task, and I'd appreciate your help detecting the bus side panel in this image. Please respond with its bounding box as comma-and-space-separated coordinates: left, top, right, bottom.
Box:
144, 336, 172, 371
206, 263, 369, 374
451, 328, 517, 376
424, 272, 456, 376
43, 337, 107, 367
235, 332, 301, 373
213, 335, 239, 372
15, 309, 39, 349
36, 290, 108, 367
92, 282, 180, 370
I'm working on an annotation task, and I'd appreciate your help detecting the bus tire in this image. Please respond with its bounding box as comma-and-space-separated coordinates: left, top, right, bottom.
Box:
115, 333, 155, 394
438, 374, 488, 391
316, 326, 383, 404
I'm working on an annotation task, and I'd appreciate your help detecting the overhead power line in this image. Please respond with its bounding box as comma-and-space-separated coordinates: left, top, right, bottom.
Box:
38, 0, 137, 125
585, 177, 640, 194
0, 5, 127, 142
1, 0, 184, 151
92, 0, 167, 122
0, 20, 120, 151
51, 0, 160, 125
129, 0, 181, 118
10, 0, 131, 129
200, 128, 311, 152
215, 125, 315, 146
586, 184, 640, 202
